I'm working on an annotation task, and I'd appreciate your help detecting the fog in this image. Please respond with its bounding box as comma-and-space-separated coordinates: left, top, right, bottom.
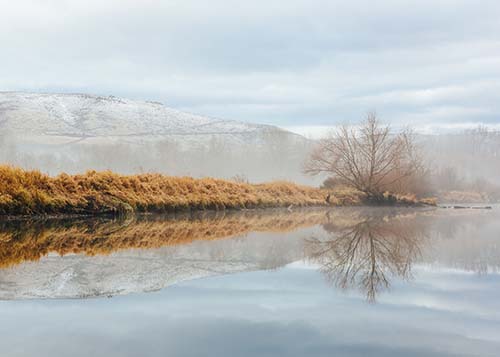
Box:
420, 128, 500, 200
0, 130, 316, 184
1, 127, 499, 200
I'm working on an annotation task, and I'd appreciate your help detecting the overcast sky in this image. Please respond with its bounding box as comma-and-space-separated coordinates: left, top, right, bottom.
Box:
1, 0, 499, 134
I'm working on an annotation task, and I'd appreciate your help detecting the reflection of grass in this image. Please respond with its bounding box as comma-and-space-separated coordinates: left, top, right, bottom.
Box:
0, 166, 342, 216
0, 209, 329, 268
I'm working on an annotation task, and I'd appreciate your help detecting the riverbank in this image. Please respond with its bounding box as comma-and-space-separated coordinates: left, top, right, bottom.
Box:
0, 166, 435, 217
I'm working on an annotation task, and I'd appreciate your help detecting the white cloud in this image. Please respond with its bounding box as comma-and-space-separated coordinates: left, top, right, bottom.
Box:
0, 0, 499, 130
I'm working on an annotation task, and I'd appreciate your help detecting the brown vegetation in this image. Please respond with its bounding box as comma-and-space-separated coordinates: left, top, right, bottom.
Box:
0, 165, 436, 218
0, 165, 332, 216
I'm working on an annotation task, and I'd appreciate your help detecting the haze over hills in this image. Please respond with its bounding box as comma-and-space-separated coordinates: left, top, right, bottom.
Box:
1, 91, 499, 192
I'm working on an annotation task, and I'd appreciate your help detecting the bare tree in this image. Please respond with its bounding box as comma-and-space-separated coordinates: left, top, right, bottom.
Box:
304, 113, 424, 199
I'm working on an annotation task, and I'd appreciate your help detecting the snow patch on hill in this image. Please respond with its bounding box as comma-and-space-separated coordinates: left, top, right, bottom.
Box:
0, 91, 298, 147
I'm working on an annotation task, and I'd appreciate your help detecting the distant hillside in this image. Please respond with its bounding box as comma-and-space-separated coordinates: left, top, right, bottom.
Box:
0, 92, 314, 183
0, 91, 302, 147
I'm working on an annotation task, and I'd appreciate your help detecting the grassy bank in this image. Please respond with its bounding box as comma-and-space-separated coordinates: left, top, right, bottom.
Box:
0, 166, 334, 216
0, 166, 434, 217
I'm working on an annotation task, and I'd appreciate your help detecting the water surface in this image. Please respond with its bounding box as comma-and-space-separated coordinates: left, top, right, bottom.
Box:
0, 207, 499, 356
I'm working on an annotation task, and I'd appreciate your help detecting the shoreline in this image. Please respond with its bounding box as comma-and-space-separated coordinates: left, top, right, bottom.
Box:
0, 203, 439, 222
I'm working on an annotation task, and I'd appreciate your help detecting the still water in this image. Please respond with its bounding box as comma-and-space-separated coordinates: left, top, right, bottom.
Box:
0, 207, 499, 356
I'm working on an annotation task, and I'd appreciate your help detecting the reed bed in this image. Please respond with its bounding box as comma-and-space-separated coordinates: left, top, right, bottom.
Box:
0, 165, 340, 216
0, 166, 432, 218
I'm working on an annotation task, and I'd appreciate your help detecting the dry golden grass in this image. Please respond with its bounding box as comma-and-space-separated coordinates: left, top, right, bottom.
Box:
0, 165, 338, 216
0, 165, 434, 217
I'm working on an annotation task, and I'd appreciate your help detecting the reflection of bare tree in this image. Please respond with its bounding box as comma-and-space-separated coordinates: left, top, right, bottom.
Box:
306, 210, 429, 302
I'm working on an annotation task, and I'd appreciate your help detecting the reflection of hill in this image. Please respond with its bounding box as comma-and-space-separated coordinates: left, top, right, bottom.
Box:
0, 209, 324, 299
0, 209, 328, 269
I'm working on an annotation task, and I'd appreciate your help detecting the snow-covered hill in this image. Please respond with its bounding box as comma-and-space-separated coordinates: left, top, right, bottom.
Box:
0, 91, 300, 146
0, 91, 314, 182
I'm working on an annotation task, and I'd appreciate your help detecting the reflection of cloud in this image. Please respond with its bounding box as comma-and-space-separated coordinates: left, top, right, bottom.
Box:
2, 265, 500, 357
0, 314, 464, 357
379, 266, 500, 321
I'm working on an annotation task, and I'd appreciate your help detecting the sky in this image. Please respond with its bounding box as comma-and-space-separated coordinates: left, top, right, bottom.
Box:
1, 0, 500, 134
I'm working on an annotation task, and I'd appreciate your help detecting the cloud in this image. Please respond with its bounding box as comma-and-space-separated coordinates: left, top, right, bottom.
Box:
0, 0, 499, 129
